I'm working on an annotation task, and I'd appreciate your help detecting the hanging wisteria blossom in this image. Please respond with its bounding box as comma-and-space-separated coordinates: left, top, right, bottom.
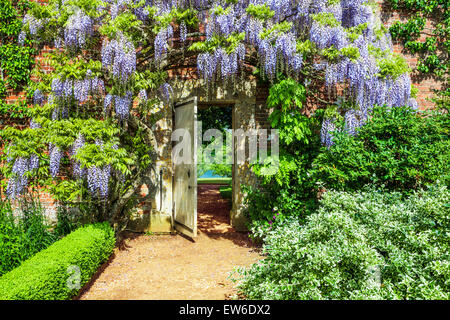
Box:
180, 22, 187, 43
102, 33, 136, 83
33, 89, 45, 106
7, 158, 30, 199
115, 91, 132, 119
159, 83, 173, 105
82, 140, 112, 199
71, 134, 86, 180
64, 9, 94, 50
49, 143, 62, 178
320, 117, 337, 148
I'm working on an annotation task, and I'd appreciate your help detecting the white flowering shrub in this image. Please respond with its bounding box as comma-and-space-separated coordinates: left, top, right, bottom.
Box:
234, 184, 450, 300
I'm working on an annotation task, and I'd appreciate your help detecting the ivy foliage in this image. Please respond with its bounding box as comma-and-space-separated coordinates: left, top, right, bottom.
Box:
0, 43, 35, 89
388, 0, 449, 77
0, 0, 35, 120
0, 0, 28, 37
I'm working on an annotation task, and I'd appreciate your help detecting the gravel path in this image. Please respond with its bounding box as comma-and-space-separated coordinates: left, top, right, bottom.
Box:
78, 185, 260, 300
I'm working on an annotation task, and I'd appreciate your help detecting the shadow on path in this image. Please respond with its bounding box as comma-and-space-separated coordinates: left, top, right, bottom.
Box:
77, 185, 261, 300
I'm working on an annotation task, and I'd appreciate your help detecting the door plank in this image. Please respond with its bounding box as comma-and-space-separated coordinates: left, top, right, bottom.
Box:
173, 98, 198, 238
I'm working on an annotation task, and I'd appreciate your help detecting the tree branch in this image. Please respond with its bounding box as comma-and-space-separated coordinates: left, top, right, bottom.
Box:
107, 114, 160, 226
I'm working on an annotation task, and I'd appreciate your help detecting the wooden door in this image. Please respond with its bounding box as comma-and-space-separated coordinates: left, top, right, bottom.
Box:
173, 98, 198, 238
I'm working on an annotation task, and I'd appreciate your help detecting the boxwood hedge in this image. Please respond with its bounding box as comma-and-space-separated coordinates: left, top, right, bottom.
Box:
0, 223, 115, 300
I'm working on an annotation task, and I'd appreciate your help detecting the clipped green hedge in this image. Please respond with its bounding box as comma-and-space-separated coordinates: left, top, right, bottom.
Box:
219, 185, 232, 200
0, 223, 115, 300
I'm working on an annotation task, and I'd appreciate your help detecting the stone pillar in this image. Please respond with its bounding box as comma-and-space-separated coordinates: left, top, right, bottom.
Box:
230, 81, 258, 231
127, 103, 174, 233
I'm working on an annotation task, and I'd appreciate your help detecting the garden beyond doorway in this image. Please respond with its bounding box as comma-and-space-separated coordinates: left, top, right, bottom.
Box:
197, 104, 234, 231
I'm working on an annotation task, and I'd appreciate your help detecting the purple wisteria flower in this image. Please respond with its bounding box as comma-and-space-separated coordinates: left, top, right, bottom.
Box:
49, 144, 62, 178
159, 83, 173, 105
71, 134, 86, 180
64, 10, 94, 50
102, 33, 136, 83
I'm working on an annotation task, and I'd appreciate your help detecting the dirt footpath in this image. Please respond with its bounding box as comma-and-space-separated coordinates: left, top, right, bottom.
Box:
78, 185, 261, 300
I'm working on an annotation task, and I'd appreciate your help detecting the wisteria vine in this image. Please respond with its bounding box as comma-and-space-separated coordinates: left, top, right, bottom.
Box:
5, 0, 416, 203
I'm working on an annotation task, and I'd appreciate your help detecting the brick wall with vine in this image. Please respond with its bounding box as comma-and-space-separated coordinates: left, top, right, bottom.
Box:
0, 0, 54, 211
0, 0, 39, 126
378, 0, 448, 110
0, 0, 448, 216
1, 0, 448, 127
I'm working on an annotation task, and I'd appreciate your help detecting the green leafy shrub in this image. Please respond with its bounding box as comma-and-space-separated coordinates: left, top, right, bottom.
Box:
243, 78, 322, 227
236, 213, 383, 300
0, 223, 115, 300
312, 106, 450, 192
246, 103, 449, 228
0, 199, 57, 276
0, 0, 35, 91
0, 43, 35, 89
219, 185, 232, 200
234, 185, 450, 300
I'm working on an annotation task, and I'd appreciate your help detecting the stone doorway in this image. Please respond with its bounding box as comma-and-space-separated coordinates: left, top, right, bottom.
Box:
128, 78, 270, 234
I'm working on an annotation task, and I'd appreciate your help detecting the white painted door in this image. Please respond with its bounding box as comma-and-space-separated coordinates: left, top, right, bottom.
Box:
173, 98, 198, 238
